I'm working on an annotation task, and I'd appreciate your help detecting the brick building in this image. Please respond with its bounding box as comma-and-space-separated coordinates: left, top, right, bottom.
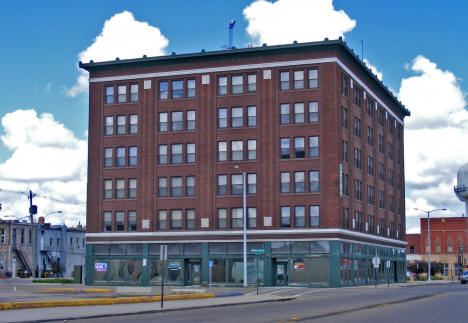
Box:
407, 217, 468, 278
81, 39, 409, 287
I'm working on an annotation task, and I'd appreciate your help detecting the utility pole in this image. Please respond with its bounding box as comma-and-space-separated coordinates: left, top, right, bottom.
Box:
28, 190, 37, 224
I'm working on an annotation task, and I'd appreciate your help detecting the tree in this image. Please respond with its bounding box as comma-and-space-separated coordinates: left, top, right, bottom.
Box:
50, 260, 66, 277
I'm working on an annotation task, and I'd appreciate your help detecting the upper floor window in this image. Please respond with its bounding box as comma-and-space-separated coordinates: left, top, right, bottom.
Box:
310, 206, 320, 227
366, 99, 374, 118
231, 107, 243, 128
217, 175, 227, 195
231, 140, 243, 161
247, 140, 257, 160
116, 147, 125, 167
117, 85, 126, 103
354, 117, 361, 139
294, 103, 305, 124
159, 112, 168, 132
130, 84, 138, 102
378, 108, 385, 126
128, 211, 137, 231
187, 79, 196, 98
309, 136, 319, 158
117, 115, 126, 135
115, 179, 125, 199
342, 107, 348, 129
280, 104, 290, 125
308, 69, 318, 88
231, 75, 243, 94
309, 102, 318, 123
129, 146, 138, 166
342, 75, 348, 97
171, 177, 183, 197
186, 143, 196, 163
280, 71, 289, 90
159, 81, 168, 99
158, 145, 168, 164
105, 86, 114, 104
105, 116, 113, 136
247, 106, 256, 127
280, 206, 291, 227
280, 172, 290, 193
128, 178, 137, 198
218, 108, 228, 128
186, 209, 195, 229
280, 138, 290, 159
218, 141, 227, 161
309, 170, 319, 192
129, 114, 138, 134
186, 110, 196, 130
218, 76, 227, 96
103, 212, 112, 232
231, 174, 243, 195
354, 87, 361, 107
294, 137, 305, 158
172, 80, 183, 99
104, 148, 113, 167
186, 176, 195, 197
247, 173, 257, 194
294, 70, 304, 89
171, 210, 183, 229
103, 180, 112, 199
247, 74, 256, 93
158, 177, 167, 197
171, 111, 183, 131
171, 144, 183, 164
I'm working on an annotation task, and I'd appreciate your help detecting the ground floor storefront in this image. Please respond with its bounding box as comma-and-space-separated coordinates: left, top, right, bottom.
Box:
85, 240, 406, 287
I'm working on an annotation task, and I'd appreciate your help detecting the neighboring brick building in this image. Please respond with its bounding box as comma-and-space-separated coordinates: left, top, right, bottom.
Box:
406, 217, 468, 278
81, 39, 410, 287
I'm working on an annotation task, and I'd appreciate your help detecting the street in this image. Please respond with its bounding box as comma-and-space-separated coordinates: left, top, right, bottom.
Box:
68, 283, 468, 323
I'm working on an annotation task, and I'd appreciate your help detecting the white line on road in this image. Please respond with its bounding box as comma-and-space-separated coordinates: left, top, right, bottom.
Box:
293, 289, 326, 297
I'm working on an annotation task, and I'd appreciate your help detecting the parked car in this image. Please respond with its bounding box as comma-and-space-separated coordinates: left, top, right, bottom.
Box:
460, 271, 468, 284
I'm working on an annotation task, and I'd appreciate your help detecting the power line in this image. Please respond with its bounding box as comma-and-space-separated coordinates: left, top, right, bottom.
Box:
0, 188, 86, 207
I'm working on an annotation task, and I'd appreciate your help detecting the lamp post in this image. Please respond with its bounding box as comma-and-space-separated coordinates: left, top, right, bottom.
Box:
414, 208, 447, 282
234, 165, 248, 287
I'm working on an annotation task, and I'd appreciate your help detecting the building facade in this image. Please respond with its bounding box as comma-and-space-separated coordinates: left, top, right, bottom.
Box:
407, 217, 468, 278
81, 39, 409, 287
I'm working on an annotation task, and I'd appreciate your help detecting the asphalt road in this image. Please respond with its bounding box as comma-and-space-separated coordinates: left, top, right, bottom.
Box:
71, 283, 468, 323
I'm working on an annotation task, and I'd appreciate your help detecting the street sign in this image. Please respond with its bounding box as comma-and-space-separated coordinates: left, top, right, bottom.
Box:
372, 256, 380, 268
209, 260, 213, 268
160, 245, 167, 261
251, 248, 265, 254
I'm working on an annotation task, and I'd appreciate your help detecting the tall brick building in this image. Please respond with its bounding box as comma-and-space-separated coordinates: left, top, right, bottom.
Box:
81, 39, 410, 287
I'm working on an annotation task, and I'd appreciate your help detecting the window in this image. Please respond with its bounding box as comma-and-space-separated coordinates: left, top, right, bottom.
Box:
378, 163, 385, 181
103, 180, 112, 199
280, 172, 290, 193
342, 140, 348, 162
217, 175, 227, 195
354, 87, 361, 107
367, 156, 374, 176
21, 228, 24, 245
26, 229, 30, 245
186, 110, 196, 130
218, 108, 228, 128
294, 171, 305, 193
217, 209, 227, 229
158, 145, 168, 164
248, 208, 257, 228
186, 143, 195, 163
104, 148, 113, 167
368, 185, 374, 205
309, 136, 319, 158
247, 173, 256, 194
389, 195, 395, 212
115, 179, 125, 199
116, 211, 125, 231
115, 147, 125, 167
129, 114, 138, 134
295, 206, 305, 227
186, 176, 195, 196
378, 135, 384, 154
280, 138, 290, 159
367, 99, 374, 118
354, 117, 361, 138
343, 174, 349, 196
129, 146, 137, 166
379, 191, 385, 209
378, 108, 385, 126
187, 79, 196, 98
280, 206, 291, 227
367, 127, 374, 146
280, 71, 290, 90
388, 143, 393, 160
369, 216, 375, 234
309, 170, 319, 192
171, 111, 183, 131
308, 69, 318, 88
354, 148, 362, 170
355, 211, 363, 232
117, 115, 126, 135
171, 177, 183, 197
342, 75, 348, 97
130, 84, 138, 102
342, 107, 348, 129
159, 112, 168, 132
218, 76, 227, 95
128, 211, 137, 231
105, 116, 113, 136
159, 81, 168, 99
231, 75, 243, 94
343, 207, 349, 229
158, 210, 167, 230
231, 107, 243, 127
231, 140, 243, 161
388, 169, 394, 186
280, 104, 290, 124
231, 174, 243, 195
186, 209, 195, 229
172, 80, 183, 99
379, 219, 385, 236
310, 206, 319, 227
171, 210, 183, 229
117, 85, 126, 103
294, 137, 305, 158
294, 103, 305, 124
50, 238, 53, 247
294, 70, 304, 89
103, 212, 112, 231
354, 179, 362, 201
158, 177, 167, 197
105, 86, 114, 104
308, 102, 318, 123
218, 141, 227, 161
128, 179, 137, 198
171, 144, 183, 164
231, 208, 243, 228
388, 118, 394, 134
247, 140, 256, 160
409, 246, 415, 254
247, 74, 256, 93
247, 106, 256, 127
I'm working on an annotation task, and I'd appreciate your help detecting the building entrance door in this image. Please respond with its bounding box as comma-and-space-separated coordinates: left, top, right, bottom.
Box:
185, 260, 201, 285
275, 261, 288, 286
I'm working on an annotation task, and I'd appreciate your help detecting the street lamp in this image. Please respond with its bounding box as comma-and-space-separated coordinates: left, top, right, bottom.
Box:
414, 208, 447, 282
234, 165, 248, 287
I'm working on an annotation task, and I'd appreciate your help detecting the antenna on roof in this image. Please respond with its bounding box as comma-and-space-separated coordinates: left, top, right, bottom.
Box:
360, 40, 364, 61
229, 20, 236, 49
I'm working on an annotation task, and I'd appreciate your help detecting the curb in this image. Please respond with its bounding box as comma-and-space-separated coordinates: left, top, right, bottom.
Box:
41, 288, 114, 293
0, 293, 217, 311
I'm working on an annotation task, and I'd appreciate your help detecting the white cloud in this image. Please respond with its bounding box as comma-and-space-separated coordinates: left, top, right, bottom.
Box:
66, 11, 169, 97
0, 110, 86, 226
363, 59, 383, 81
399, 56, 468, 232
243, 0, 356, 46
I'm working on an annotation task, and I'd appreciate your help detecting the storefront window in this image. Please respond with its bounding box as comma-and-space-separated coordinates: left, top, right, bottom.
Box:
271, 241, 291, 254
126, 259, 143, 282
110, 244, 126, 256
149, 259, 163, 282
93, 245, 110, 256
184, 243, 202, 255
310, 241, 329, 253
166, 259, 183, 282
291, 241, 309, 254
168, 244, 183, 255
209, 243, 227, 254
127, 244, 143, 255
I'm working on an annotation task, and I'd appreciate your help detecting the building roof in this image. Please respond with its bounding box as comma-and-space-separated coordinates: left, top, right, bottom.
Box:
79, 38, 410, 117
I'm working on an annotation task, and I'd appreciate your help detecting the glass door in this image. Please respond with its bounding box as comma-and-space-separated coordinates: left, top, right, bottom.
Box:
275, 262, 288, 286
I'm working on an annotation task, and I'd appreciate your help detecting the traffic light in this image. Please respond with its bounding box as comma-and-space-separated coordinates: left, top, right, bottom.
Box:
29, 205, 37, 215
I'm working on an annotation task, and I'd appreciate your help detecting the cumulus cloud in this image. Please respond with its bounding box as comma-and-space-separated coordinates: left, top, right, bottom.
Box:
399, 56, 468, 231
363, 59, 383, 81
0, 110, 87, 225
243, 0, 356, 46
66, 11, 169, 97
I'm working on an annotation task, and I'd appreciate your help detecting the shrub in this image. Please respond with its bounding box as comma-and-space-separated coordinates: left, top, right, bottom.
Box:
32, 278, 74, 284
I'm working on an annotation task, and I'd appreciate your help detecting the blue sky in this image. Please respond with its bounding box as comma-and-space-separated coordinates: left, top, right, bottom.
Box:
0, 0, 467, 229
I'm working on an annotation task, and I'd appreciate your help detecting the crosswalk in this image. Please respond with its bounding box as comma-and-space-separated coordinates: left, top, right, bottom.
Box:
245, 287, 327, 297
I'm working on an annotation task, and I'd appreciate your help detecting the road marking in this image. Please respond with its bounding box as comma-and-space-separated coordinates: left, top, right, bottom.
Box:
293, 289, 326, 297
